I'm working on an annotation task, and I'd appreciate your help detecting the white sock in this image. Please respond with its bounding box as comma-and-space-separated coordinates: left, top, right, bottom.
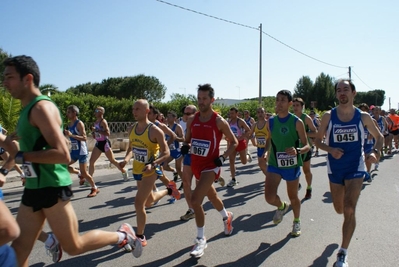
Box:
116, 232, 126, 244
219, 208, 228, 220
197, 227, 205, 240
339, 248, 348, 255
189, 208, 194, 213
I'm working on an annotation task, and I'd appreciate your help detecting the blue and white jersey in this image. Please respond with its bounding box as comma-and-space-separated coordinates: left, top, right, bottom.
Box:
69, 120, 88, 156
165, 123, 180, 151
374, 116, 386, 135
326, 108, 366, 175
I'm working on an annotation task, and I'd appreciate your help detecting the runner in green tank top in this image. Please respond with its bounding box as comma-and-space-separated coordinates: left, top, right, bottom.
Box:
264, 90, 310, 238
293, 97, 318, 200
2, 55, 143, 266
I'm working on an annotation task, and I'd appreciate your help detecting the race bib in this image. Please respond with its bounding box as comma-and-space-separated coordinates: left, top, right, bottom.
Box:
190, 138, 211, 157
276, 152, 297, 168
169, 143, 176, 150
21, 162, 38, 178
333, 125, 359, 143
94, 132, 101, 139
71, 141, 79, 150
256, 137, 266, 147
132, 147, 148, 163
231, 127, 239, 137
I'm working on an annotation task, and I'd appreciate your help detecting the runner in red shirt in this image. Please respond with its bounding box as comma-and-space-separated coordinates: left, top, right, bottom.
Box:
182, 84, 238, 258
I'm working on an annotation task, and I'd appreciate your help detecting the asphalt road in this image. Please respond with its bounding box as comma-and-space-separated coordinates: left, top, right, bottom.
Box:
2, 148, 399, 267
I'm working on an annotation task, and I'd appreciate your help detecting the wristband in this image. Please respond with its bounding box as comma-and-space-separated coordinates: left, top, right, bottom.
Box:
15, 151, 25, 165
295, 148, 301, 154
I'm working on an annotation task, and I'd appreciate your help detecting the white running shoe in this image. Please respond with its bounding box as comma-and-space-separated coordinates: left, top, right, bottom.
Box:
273, 201, 289, 224
117, 223, 142, 258
227, 179, 237, 187
45, 234, 63, 263
190, 238, 207, 258
291, 221, 301, 237
333, 251, 348, 267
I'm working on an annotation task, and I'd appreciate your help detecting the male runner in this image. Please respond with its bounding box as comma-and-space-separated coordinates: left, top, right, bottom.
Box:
265, 90, 310, 237
119, 99, 180, 248
292, 98, 318, 199
315, 79, 383, 267
182, 84, 237, 258
64, 105, 99, 197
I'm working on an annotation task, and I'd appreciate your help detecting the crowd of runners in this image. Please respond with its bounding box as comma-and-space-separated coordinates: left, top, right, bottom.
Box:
1, 55, 398, 267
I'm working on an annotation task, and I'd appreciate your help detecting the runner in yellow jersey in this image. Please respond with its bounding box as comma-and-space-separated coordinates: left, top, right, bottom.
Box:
249, 107, 270, 176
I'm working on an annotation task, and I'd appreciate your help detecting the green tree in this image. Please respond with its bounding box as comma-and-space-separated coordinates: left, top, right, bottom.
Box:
40, 83, 60, 96
354, 89, 385, 107
311, 73, 336, 110
293, 76, 314, 106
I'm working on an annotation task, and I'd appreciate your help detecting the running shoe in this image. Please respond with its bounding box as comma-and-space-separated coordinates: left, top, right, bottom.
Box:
117, 223, 142, 258
333, 251, 348, 267
374, 163, 379, 171
291, 221, 301, 237
304, 188, 312, 199
122, 170, 129, 182
167, 197, 176, 204
227, 179, 237, 187
314, 151, 319, 157
223, 211, 234, 236
180, 209, 195, 221
87, 187, 100, 198
167, 181, 181, 200
138, 235, 147, 247
45, 234, 63, 263
190, 238, 207, 258
173, 172, 178, 182
218, 176, 225, 187
273, 201, 289, 224
78, 173, 85, 186
247, 153, 252, 163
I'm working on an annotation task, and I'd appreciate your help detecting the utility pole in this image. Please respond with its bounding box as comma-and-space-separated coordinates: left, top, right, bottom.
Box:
258, 23, 262, 106
348, 66, 351, 79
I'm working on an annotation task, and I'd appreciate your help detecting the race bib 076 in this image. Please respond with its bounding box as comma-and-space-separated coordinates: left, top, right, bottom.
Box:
190, 138, 211, 157
333, 125, 359, 143
276, 152, 297, 168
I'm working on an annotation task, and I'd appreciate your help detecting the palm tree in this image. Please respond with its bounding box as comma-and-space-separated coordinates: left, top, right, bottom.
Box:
40, 83, 60, 97
0, 88, 21, 132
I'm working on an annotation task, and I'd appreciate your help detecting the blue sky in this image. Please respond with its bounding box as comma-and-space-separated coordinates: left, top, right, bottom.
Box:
1, 0, 398, 110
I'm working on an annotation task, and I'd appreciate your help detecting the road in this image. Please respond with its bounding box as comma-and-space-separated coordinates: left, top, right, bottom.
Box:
2, 147, 399, 267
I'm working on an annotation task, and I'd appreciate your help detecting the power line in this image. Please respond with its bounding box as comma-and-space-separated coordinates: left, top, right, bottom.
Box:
156, 0, 347, 69
351, 69, 374, 90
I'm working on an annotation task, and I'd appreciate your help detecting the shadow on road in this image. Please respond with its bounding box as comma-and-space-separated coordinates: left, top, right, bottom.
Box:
308, 243, 338, 267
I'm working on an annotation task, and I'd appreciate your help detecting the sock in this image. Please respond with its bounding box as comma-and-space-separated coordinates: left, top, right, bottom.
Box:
307, 186, 312, 190
189, 208, 194, 213
278, 202, 285, 210
339, 248, 348, 255
167, 188, 173, 195
45, 234, 55, 248
219, 208, 228, 219
137, 234, 144, 239
293, 218, 300, 223
197, 227, 205, 240
116, 232, 125, 244
232, 177, 236, 181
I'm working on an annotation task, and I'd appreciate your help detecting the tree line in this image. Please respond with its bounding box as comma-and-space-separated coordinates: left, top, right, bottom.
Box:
0, 48, 387, 132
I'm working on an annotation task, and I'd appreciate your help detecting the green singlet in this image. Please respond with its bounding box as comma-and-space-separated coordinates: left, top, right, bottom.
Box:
268, 113, 303, 169
17, 95, 71, 189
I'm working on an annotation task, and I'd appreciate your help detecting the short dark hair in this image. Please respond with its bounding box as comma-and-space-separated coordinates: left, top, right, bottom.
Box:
3, 55, 40, 87
230, 107, 238, 113
149, 105, 160, 115
198, 83, 215, 98
358, 103, 369, 111
334, 79, 356, 92
167, 110, 177, 117
293, 97, 305, 106
277, 90, 293, 102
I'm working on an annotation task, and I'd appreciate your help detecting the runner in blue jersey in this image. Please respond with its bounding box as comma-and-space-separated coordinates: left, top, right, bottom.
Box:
315, 79, 383, 267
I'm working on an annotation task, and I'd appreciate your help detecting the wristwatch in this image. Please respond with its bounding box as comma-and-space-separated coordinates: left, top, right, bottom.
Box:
15, 151, 25, 165
0, 168, 9, 176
